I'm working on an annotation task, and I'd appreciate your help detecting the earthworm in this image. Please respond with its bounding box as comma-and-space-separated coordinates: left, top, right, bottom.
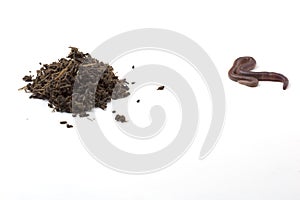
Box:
228, 57, 289, 90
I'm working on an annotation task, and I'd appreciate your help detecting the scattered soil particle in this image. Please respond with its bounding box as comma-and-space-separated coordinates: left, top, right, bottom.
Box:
115, 114, 127, 123
157, 86, 165, 90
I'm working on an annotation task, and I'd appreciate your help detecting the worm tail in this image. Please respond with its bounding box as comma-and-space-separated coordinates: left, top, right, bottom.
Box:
244, 71, 289, 90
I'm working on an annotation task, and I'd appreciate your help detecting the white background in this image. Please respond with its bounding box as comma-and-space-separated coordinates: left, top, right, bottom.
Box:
1, 0, 300, 199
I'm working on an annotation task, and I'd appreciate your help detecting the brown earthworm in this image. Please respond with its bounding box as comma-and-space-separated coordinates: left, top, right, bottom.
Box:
228, 57, 289, 90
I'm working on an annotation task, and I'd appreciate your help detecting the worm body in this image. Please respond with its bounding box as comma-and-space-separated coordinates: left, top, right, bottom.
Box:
228, 57, 289, 90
